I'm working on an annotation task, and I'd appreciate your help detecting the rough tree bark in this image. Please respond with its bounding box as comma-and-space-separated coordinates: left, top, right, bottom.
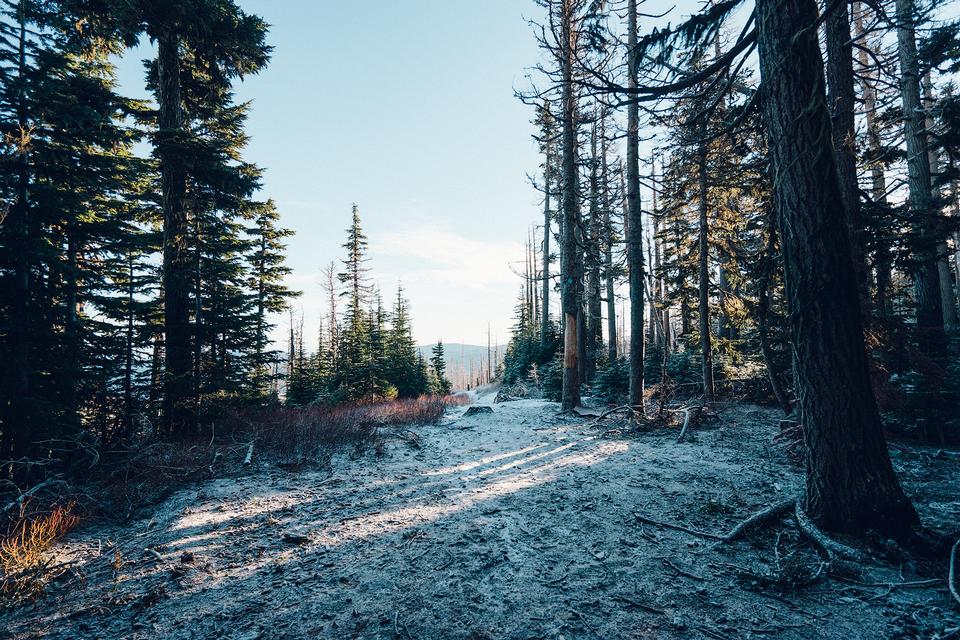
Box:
559, 0, 582, 411
896, 0, 946, 352
697, 136, 714, 403
755, 0, 919, 536
158, 29, 192, 436
626, 0, 645, 408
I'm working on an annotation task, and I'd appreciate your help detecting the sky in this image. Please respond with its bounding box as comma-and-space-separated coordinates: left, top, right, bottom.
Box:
113, 0, 549, 347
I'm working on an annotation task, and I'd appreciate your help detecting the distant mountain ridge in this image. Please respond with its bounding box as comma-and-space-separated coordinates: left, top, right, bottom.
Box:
416, 343, 506, 389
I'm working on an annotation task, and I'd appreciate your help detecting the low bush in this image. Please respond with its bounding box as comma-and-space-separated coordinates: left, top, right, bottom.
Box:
1, 502, 79, 606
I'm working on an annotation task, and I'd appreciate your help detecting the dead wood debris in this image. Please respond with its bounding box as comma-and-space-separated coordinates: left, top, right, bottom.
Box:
632, 512, 725, 541
662, 558, 706, 581
242, 441, 255, 466
675, 402, 703, 443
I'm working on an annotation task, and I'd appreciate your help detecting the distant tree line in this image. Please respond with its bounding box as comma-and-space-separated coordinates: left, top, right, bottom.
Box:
285, 205, 451, 406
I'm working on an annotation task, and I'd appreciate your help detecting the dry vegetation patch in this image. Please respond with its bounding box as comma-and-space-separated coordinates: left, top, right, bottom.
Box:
1, 503, 80, 607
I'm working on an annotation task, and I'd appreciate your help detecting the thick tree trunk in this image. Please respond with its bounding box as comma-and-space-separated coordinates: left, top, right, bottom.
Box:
896, 0, 946, 352
559, 0, 581, 411
157, 30, 192, 436
626, 0, 645, 408
954, 179, 960, 310
755, 0, 918, 536
158, 30, 192, 436
825, 0, 870, 313
697, 140, 714, 403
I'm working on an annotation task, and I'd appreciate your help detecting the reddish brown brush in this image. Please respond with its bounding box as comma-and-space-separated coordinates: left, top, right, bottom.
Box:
238, 395, 459, 461
1, 502, 80, 604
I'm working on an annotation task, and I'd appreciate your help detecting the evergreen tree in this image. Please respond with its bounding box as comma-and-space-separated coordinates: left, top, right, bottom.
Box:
430, 340, 451, 395
385, 286, 426, 397
335, 204, 373, 399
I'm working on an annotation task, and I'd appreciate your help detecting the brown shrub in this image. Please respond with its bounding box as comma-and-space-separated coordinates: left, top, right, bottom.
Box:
1, 502, 80, 605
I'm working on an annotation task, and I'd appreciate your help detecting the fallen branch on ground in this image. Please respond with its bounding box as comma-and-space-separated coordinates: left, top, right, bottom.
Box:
632, 512, 725, 541
831, 575, 943, 589
588, 405, 639, 425
143, 548, 163, 562
2, 476, 67, 517
676, 402, 703, 443
662, 558, 706, 581
242, 441, 255, 466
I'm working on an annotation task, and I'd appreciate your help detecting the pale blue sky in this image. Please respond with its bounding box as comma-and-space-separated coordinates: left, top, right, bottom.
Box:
114, 0, 547, 346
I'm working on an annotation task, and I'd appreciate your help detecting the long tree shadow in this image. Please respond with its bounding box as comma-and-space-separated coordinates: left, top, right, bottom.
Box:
5, 406, 956, 640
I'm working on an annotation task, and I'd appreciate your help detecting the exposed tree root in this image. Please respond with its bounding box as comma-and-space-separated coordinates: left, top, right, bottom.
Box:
950, 537, 960, 608
638, 498, 874, 570
793, 502, 868, 563
717, 498, 796, 543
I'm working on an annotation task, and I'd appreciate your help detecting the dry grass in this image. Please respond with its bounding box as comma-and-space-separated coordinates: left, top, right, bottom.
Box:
254, 395, 459, 461
1, 502, 80, 605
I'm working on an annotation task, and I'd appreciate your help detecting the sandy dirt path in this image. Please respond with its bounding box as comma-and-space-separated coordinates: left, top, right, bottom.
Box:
5, 392, 958, 639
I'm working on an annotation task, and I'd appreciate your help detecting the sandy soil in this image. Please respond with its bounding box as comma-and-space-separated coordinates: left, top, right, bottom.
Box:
4, 391, 958, 639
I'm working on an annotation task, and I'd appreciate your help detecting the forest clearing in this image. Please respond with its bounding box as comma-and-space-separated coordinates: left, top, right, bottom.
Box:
3, 0, 960, 637
2, 389, 958, 639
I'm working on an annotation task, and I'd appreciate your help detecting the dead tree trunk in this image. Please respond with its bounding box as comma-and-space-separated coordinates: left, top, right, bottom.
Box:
560, 0, 582, 411
697, 137, 714, 403
756, 0, 919, 536
626, 0, 645, 408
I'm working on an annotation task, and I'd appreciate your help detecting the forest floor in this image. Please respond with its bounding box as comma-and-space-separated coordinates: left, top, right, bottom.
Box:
3, 389, 959, 639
